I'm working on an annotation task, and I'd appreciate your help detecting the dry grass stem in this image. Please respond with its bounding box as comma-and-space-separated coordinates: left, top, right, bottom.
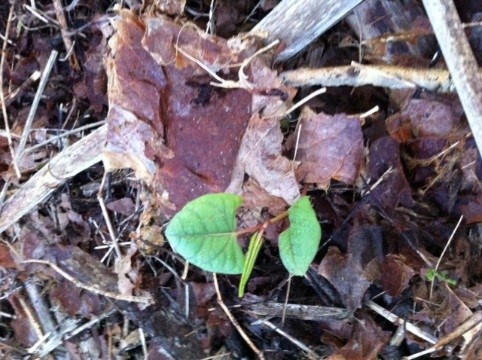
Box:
52, 0, 80, 70
97, 172, 122, 258
0, 3, 20, 178
429, 215, 463, 300
213, 274, 265, 360
16, 49, 58, 168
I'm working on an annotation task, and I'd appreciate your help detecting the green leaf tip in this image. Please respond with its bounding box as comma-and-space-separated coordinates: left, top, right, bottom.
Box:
165, 193, 245, 274
279, 196, 322, 276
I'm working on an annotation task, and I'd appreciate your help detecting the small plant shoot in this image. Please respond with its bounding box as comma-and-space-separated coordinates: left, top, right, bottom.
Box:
164, 193, 322, 294
426, 268, 457, 286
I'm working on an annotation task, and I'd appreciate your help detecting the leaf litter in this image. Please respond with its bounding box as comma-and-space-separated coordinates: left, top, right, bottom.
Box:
1, 1, 482, 359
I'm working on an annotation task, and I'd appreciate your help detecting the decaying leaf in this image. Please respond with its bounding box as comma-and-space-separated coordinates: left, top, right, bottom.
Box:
105, 11, 298, 212
287, 107, 363, 189
327, 315, 391, 359
227, 112, 300, 205
318, 226, 385, 311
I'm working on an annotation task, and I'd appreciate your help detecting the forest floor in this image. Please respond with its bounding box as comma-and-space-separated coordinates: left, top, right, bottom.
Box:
1, 1, 482, 359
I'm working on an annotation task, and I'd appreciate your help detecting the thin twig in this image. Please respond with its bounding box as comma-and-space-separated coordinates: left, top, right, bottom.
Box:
22, 259, 153, 304
52, 0, 79, 70
280, 64, 463, 93
17, 294, 44, 339
429, 215, 463, 300
97, 172, 122, 258
257, 319, 317, 357
24, 120, 105, 154
284, 87, 327, 116
0, 2, 20, 178
406, 311, 482, 360
282, 275, 292, 324
213, 274, 265, 359
139, 328, 148, 360
366, 300, 438, 344
3, 69, 41, 106
16, 50, 58, 168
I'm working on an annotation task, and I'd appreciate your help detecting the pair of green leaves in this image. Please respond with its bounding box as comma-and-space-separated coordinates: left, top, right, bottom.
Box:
165, 193, 321, 279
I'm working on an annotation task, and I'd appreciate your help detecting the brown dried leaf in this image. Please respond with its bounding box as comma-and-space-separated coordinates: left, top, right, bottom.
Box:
327, 315, 391, 360
0, 243, 15, 268
287, 108, 363, 189
380, 254, 416, 297
318, 226, 384, 311
226, 113, 300, 205
104, 11, 171, 181
105, 11, 257, 212
72, 32, 107, 113
367, 136, 413, 213
318, 246, 371, 311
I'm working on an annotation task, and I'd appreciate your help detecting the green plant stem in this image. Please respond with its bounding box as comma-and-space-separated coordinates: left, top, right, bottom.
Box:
234, 210, 289, 237
238, 230, 265, 297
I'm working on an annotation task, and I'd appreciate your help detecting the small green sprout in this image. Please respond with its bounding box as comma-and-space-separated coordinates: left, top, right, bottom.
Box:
426, 268, 457, 286
164, 193, 322, 296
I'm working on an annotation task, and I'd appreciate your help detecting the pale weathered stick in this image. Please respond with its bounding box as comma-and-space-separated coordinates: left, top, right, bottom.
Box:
421, 0, 482, 156
0, 124, 107, 233
250, 0, 363, 61
280, 64, 466, 93
366, 300, 438, 345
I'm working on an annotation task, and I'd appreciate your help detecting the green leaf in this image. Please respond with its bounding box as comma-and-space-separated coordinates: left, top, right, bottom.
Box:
165, 193, 245, 274
238, 231, 264, 297
279, 196, 322, 276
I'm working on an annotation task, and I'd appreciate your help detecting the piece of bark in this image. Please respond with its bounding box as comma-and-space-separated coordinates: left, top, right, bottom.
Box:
421, 0, 482, 156
250, 0, 364, 61
345, 0, 435, 60
0, 125, 107, 233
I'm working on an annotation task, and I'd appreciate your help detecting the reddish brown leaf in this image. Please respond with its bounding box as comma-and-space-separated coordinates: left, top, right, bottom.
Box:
105, 11, 257, 212
287, 108, 363, 189
403, 98, 465, 139
328, 315, 391, 360
380, 254, 416, 297
0, 243, 15, 268
104, 11, 171, 181
368, 136, 413, 213
72, 32, 107, 113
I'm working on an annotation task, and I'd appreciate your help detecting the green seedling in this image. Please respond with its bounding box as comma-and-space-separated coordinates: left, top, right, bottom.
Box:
426, 268, 457, 286
164, 193, 322, 296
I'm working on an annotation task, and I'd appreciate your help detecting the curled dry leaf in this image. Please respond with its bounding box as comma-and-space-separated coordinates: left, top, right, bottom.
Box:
287, 107, 363, 189
104, 11, 171, 181
226, 113, 300, 205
